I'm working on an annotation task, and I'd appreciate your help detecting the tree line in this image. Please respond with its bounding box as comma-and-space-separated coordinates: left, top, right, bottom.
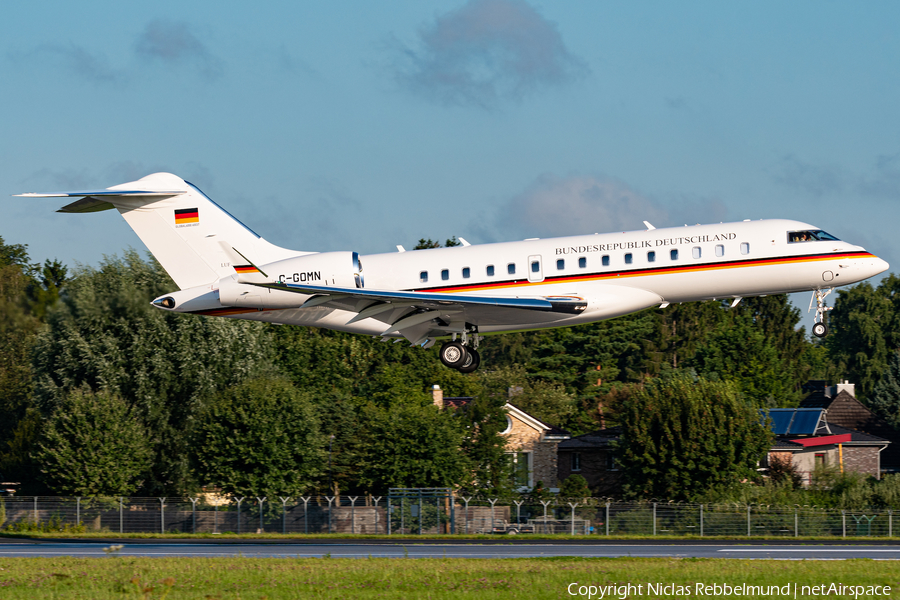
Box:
2, 234, 900, 501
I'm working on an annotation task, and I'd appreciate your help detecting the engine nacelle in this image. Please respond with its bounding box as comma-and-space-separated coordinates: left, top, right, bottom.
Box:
217, 251, 363, 309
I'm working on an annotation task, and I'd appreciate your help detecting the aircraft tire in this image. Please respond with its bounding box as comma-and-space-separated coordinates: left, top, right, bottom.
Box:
812, 322, 828, 338
457, 348, 481, 373
440, 341, 468, 369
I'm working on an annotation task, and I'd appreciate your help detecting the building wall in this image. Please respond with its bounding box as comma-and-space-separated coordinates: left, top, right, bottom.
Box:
557, 449, 622, 496
842, 446, 881, 479
504, 415, 559, 487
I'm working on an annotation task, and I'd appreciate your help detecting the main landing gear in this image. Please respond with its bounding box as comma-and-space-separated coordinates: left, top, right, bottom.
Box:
439, 332, 481, 373
809, 288, 833, 338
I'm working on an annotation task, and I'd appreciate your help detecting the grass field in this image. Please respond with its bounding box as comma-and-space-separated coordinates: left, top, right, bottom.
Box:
1, 556, 898, 599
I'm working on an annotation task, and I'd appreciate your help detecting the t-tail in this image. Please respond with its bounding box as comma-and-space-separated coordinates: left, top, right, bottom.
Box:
17, 172, 304, 289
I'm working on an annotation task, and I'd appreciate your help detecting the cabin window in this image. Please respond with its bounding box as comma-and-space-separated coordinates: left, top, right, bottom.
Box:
607, 452, 618, 471
740, 242, 750, 255
670, 249, 678, 260
572, 452, 581, 472
624, 253, 633, 264
441, 269, 449, 281
578, 257, 587, 268
420, 271, 428, 283
647, 251, 656, 263
692, 246, 701, 259
602, 255, 610, 267
508, 263, 516, 275
531, 261, 540, 273
487, 265, 495, 276
715, 244, 724, 257
557, 259, 565, 270
462, 267, 470, 279
788, 230, 840, 243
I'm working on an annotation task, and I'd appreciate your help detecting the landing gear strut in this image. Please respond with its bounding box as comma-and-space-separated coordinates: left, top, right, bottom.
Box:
439, 331, 482, 372
809, 288, 833, 338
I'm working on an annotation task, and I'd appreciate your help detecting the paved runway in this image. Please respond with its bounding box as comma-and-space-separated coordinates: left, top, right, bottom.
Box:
0, 541, 898, 559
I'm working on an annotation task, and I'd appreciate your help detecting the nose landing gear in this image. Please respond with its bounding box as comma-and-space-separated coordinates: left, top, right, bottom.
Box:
809, 288, 833, 338
439, 331, 482, 372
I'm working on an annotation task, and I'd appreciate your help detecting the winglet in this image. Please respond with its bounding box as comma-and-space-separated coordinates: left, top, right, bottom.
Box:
643, 221, 656, 231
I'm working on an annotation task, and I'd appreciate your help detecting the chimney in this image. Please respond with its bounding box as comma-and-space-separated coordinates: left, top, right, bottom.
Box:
835, 380, 856, 397
508, 386, 523, 398
432, 384, 443, 409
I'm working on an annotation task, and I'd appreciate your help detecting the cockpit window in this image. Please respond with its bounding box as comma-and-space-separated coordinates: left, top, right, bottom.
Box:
788, 230, 840, 243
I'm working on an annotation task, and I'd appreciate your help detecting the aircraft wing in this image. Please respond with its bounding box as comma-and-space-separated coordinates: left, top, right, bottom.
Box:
248, 281, 587, 343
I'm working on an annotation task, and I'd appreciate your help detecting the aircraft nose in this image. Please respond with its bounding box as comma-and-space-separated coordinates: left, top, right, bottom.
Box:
873, 256, 890, 276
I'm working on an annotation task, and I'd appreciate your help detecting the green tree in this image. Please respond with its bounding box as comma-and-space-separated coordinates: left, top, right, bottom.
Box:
191, 378, 324, 498
31, 251, 277, 494
869, 350, 900, 429
690, 314, 795, 406
34, 388, 153, 496
358, 401, 469, 491
558, 474, 591, 498
617, 374, 772, 500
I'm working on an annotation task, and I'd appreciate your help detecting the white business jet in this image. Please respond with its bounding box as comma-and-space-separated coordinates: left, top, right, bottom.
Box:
18, 172, 889, 373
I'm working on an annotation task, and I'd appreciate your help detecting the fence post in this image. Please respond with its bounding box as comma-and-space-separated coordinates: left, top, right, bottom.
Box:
349, 497, 358, 535
842, 510, 846, 538
301, 497, 310, 534
541, 500, 552, 534
568, 502, 579, 535
795, 509, 798, 538
606, 502, 610, 536
326, 496, 335, 534
190, 498, 199, 534
449, 493, 455, 535
514, 500, 524, 525
279, 497, 291, 535
119, 497, 123, 534
890, 510, 893, 538
214, 500, 218, 534
463, 497, 471, 535
652, 503, 657, 536
700, 504, 703, 537
256, 497, 266, 534
488, 498, 498, 533
33, 496, 38, 524
76, 497, 80, 528
235, 497, 244, 535
372, 497, 382, 535
159, 498, 166, 534
418, 490, 423, 536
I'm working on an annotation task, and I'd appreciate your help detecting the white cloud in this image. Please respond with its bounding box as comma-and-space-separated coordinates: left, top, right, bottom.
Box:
134, 19, 222, 79
388, 0, 587, 108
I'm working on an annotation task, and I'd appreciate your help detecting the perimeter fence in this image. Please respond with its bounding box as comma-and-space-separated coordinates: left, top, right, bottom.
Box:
1, 496, 896, 537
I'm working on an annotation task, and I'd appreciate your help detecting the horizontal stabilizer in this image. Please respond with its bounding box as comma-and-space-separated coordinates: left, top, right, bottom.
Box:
15, 189, 184, 198
57, 197, 117, 213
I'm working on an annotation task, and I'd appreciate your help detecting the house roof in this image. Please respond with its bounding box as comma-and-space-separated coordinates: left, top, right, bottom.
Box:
557, 427, 622, 450
442, 396, 569, 437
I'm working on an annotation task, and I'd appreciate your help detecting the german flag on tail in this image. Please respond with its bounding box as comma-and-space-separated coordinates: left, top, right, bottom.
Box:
175, 208, 199, 225
234, 264, 260, 274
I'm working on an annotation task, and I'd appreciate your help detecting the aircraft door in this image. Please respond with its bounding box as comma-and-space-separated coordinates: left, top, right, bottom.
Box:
528, 255, 544, 283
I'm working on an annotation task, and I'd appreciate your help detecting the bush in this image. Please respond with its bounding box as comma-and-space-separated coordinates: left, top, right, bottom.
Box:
559, 474, 591, 499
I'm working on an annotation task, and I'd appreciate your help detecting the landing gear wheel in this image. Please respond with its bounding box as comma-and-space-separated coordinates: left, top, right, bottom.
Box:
457, 348, 481, 373
812, 322, 828, 338
439, 341, 468, 369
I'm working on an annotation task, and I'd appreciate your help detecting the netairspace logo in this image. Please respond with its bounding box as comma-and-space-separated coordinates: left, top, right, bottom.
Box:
566, 582, 892, 599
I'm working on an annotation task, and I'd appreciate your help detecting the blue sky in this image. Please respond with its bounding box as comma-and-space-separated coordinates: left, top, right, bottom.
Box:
3, 1, 898, 328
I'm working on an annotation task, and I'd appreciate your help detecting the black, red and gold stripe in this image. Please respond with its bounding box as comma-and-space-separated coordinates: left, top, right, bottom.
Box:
233, 265, 260, 274
175, 208, 199, 225
415, 251, 874, 294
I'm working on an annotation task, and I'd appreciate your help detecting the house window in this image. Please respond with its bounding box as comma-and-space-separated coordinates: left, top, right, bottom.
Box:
572, 452, 581, 472
815, 453, 826, 468
602, 255, 610, 266
741, 242, 750, 255
670, 249, 678, 260
624, 253, 633, 264
579, 257, 587, 268
606, 452, 618, 471
507, 451, 532, 488
647, 251, 656, 262
557, 259, 565, 270
462, 267, 470, 279
420, 271, 428, 283
692, 246, 701, 259
487, 265, 495, 276
508, 263, 516, 275
715, 244, 724, 257
441, 269, 449, 281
